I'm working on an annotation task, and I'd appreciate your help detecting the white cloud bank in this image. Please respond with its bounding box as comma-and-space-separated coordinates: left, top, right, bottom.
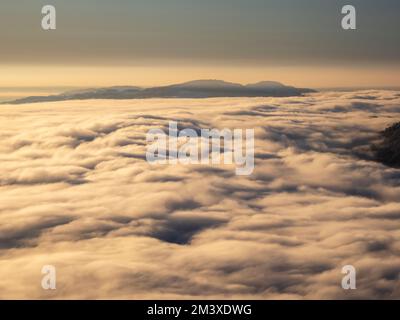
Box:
0, 90, 399, 299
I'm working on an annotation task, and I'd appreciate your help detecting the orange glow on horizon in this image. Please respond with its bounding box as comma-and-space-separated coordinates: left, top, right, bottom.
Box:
1, 64, 400, 89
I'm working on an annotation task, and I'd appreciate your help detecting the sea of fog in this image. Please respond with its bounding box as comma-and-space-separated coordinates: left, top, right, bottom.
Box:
0, 91, 399, 299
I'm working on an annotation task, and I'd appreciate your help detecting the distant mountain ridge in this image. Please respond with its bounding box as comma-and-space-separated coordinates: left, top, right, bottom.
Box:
2, 80, 316, 104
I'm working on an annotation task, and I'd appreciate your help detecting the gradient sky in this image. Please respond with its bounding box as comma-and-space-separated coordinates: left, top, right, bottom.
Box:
1, 0, 399, 87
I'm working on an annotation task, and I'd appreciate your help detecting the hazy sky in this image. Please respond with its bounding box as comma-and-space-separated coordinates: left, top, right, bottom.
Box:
1, 0, 399, 87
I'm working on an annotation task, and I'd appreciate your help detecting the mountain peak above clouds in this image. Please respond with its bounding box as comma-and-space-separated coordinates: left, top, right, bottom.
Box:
172, 79, 243, 88
2, 80, 316, 104
246, 81, 286, 88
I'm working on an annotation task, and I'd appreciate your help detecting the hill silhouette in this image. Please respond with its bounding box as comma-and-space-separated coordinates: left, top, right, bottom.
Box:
3, 80, 315, 104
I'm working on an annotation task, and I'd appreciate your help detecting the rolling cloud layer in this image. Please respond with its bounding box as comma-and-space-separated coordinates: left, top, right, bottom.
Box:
0, 91, 399, 299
